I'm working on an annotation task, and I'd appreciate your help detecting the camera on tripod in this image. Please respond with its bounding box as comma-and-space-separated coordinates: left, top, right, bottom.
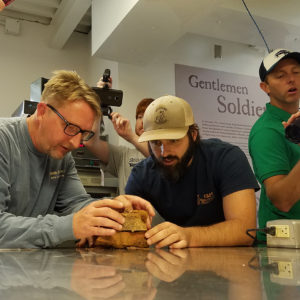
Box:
92, 69, 123, 118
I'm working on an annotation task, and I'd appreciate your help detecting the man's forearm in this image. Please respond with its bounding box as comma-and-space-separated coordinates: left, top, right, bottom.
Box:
127, 135, 149, 157
185, 219, 254, 247
0, 213, 74, 248
85, 138, 110, 165
266, 160, 300, 212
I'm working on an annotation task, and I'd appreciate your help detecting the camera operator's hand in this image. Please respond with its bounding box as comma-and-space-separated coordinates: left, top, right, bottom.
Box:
145, 248, 189, 282
97, 76, 112, 89
282, 111, 300, 128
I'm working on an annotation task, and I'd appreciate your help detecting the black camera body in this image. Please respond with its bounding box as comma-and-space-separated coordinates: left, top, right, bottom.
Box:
92, 87, 123, 116
92, 69, 123, 117
26, 70, 122, 118
285, 117, 300, 144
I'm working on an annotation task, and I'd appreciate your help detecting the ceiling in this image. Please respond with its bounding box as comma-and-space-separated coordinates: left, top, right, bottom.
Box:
92, 0, 300, 65
1, 0, 300, 64
0, 0, 91, 48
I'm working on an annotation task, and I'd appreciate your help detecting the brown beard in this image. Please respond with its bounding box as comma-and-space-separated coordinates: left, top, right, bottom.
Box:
149, 134, 196, 183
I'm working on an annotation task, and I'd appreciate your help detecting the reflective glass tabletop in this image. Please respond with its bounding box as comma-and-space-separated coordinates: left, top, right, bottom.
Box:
0, 246, 299, 299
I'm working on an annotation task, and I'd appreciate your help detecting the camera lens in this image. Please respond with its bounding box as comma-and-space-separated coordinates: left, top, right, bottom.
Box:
285, 117, 300, 144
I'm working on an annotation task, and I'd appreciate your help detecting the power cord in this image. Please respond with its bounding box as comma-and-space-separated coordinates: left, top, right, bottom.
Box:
241, 0, 271, 53
246, 226, 276, 240
248, 253, 279, 274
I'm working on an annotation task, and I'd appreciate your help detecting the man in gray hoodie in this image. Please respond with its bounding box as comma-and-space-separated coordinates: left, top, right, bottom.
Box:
0, 70, 154, 248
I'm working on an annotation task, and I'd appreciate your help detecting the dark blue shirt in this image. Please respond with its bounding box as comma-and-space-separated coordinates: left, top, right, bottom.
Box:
125, 139, 259, 226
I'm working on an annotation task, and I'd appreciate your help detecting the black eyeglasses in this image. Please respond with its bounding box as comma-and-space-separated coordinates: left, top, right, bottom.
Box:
47, 104, 95, 141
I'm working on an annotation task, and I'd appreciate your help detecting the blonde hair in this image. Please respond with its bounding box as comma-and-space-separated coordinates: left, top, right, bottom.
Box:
41, 70, 101, 118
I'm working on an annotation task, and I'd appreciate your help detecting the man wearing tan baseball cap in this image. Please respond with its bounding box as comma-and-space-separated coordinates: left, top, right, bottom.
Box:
125, 95, 259, 248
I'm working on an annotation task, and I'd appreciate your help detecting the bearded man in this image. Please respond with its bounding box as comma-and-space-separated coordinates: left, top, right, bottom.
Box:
125, 95, 259, 248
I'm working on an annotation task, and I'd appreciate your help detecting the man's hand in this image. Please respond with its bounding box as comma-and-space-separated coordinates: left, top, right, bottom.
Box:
282, 111, 300, 128
145, 222, 189, 248
76, 236, 94, 248
114, 194, 155, 229
97, 76, 112, 89
146, 248, 189, 282
110, 112, 136, 143
73, 199, 125, 240
71, 256, 125, 299
75, 248, 157, 300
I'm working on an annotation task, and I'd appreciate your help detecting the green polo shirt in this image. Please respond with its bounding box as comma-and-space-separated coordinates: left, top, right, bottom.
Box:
249, 103, 300, 241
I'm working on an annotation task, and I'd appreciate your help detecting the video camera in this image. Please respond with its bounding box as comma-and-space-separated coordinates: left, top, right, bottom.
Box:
92, 69, 123, 118
285, 117, 300, 144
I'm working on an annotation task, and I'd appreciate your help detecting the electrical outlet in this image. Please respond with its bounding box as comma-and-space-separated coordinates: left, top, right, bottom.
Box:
273, 261, 293, 279
274, 225, 290, 238
267, 219, 300, 248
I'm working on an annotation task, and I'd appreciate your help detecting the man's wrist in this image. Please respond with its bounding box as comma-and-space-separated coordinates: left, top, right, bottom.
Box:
184, 227, 199, 247
125, 134, 137, 144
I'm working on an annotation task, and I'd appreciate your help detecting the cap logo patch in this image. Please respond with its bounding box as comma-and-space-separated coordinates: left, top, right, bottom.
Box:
154, 107, 167, 124
275, 49, 290, 58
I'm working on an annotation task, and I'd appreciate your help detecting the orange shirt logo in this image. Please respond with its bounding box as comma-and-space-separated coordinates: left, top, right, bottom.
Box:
197, 192, 215, 205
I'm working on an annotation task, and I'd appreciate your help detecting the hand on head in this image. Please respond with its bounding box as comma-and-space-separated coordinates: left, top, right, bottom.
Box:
110, 112, 135, 141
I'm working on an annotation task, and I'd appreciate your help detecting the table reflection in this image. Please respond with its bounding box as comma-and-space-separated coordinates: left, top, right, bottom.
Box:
145, 247, 262, 300
75, 248, 156, 300
0, 246, 300, 299
254, 247, 300, 300
0, 249, 83, 299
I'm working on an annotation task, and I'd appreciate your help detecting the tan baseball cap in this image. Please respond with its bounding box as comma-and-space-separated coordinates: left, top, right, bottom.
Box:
138, 95, 195, 142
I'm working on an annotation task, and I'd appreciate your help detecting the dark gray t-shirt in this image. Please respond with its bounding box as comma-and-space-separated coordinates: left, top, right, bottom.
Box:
0, 117, 93, 248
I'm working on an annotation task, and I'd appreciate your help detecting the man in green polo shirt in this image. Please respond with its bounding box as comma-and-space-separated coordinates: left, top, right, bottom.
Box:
249, 49, 300, 241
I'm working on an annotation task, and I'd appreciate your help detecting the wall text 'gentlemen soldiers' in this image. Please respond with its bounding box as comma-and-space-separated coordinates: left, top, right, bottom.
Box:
189, 75, 265, 117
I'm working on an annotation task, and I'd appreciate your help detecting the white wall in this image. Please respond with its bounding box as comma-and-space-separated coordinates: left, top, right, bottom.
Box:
0, 20, 267, 148
92, 0, 139, 56
116, 33, 267, 146
0, 20, 116, 117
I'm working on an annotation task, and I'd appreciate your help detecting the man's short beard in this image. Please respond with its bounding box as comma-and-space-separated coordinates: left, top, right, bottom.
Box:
149, 135, 196, 183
